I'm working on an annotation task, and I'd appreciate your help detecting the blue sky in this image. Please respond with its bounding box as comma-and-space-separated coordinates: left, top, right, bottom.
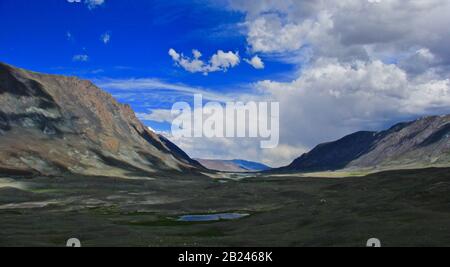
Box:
0, 0, 293, 131
0, 0, 292, 86
2, 0, 450, 166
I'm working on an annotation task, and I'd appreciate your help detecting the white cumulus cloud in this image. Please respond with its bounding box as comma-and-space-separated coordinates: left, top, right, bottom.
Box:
245, 55, 265, 69
226, 0, 450, 67
169, 49, 240, 75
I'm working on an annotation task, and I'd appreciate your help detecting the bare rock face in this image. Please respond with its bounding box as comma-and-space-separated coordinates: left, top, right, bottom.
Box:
349, 116, 450, 169
0, 62, 202, 177
280, 115, 450, 172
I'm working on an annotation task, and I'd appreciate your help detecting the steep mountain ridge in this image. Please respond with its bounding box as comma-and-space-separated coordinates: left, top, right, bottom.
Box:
280, 115, 450, 172
0, 62, 202, 177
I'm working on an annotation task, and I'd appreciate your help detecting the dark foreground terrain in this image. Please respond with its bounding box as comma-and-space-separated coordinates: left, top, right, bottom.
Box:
1, 168, 449, 247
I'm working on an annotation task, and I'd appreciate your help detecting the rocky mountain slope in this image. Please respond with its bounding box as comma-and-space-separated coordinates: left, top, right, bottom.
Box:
196, 159, 271, 173
279, 115, 450, 172
0, 62, 203, 178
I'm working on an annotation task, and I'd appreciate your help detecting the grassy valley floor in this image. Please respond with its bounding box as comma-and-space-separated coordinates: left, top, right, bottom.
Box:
1, 168, 450, 247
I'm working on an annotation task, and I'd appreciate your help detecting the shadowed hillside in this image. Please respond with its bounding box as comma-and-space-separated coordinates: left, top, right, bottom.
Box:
279, 117, 450, 172
0, 62, 203, 178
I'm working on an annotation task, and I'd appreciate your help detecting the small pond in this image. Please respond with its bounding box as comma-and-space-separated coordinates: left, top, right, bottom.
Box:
177, 213, 249, 222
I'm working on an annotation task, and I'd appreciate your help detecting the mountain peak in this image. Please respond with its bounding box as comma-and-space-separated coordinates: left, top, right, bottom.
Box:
0, 62, 202, 177
279, 115, 450, 173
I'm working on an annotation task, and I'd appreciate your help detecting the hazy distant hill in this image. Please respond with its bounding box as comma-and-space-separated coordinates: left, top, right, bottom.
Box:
0, 62, 203, 178
279, 115, 450, 172
196, 159, 271, 172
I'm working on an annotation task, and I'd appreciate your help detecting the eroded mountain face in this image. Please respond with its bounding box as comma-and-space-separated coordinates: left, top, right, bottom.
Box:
0, 63, 202, 178
281, 115, 450, 172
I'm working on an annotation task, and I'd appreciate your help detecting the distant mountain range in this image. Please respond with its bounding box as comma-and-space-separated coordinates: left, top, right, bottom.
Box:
196, 159, 271, 172
278, 115, 450, 173
0, 62, 203, 178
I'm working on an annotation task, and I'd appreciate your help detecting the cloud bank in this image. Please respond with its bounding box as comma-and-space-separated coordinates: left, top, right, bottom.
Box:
176, 0, 450, 165
101, 1, 450, 166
